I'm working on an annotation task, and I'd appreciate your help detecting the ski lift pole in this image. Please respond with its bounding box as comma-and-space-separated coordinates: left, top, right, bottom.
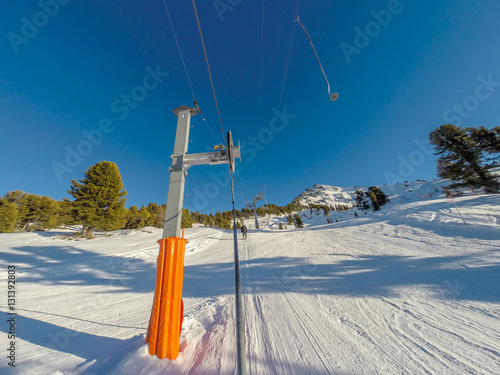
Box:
229, 173, 248, 375
447, 195, 467, 225
253, 191, 263, 229
253, 201, 259, 229
146, 104, 242, 361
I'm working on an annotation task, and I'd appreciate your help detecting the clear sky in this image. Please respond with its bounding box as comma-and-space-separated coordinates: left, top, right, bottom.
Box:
1, 1, 500, 214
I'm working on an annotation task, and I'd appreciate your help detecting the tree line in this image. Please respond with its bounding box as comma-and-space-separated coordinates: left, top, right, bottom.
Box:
0, 161, 345, 236
10, 121, 496, 237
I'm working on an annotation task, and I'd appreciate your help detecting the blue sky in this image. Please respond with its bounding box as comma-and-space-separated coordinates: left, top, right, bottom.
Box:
1, 1, 500, 214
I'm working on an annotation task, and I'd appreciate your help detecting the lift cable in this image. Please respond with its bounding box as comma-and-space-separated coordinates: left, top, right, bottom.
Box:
278, 0, 301, 111
200, 113, 223, 144
257, 0, 266, 128
192, 0, 227, 146
295, 16, 339, 101
160, 0, 222, 144
161, 0, 196, 101
234, 174, 248, 203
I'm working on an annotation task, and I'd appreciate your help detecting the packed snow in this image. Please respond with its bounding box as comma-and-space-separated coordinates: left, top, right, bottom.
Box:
1, 180, 499, 374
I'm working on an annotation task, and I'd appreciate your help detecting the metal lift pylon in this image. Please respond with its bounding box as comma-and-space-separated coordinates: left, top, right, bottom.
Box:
246, 191, 263, 229
146, 105, 242, 361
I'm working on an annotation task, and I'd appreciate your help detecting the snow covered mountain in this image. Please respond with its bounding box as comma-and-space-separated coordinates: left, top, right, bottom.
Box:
1, 177, 499, 374
283, 177, 499, 230
296, 179, 448, 210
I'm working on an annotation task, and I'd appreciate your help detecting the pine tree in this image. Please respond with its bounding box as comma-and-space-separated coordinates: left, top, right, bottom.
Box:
145, 203, 165, 228
470, 126, 500, 158
17, 193, 60, 231
181, 208, 193, 229
68, 161, 127, 238
0, 199, 18, 232
279, 222, 283, 230
293, 214, 304, 228
369, 186, 389, 207
362, 192, 371, 210
124, 206, 151, 229
430, 124, 500, 193
4, 190, 24, 204
37, 196, 61, 229
138, 206, 151, 228
59, 199, 78, 226
192, 211, 203, 224
368, 191, 380, 211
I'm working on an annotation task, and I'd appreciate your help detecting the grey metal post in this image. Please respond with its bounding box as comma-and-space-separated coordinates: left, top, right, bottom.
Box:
254, 202, 259, 229
229, 174, 248, 375
252, 191, 263, 229
163, 106, 198, 239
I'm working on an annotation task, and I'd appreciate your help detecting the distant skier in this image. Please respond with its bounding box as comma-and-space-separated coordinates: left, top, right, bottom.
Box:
241, 224, 248, 240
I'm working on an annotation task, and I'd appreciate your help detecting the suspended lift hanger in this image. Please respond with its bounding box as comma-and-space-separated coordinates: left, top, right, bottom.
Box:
295, 16, 339, 101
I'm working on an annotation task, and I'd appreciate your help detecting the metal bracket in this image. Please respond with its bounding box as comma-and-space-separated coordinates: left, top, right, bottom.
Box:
173, 106, 199, 117
183, 143, 241, 170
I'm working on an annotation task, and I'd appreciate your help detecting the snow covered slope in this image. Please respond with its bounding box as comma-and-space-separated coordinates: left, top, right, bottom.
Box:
1, 188, 499, 374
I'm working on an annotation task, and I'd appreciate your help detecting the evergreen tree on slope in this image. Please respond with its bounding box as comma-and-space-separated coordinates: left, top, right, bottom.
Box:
17, 194, 60, 230
430, 124, 499, 193
0, 199, 18, 233
368, 186, 389, 207
68, 161, 127, 238
181, 208, 193, 229
293, 214, 304, 228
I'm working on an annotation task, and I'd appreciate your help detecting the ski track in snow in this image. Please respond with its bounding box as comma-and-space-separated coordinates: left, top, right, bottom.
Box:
1, 192, 500, 374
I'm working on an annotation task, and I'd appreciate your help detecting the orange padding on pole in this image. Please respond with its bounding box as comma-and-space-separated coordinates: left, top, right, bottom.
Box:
145, 236, 188, 360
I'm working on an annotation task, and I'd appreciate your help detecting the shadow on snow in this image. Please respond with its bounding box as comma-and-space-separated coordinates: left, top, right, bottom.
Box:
0, 315, 142, 375
1, 244, 157, 293
182, 253, 500, 303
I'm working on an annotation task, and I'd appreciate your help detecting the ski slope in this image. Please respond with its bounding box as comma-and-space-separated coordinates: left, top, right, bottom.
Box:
1, 190, 500, 374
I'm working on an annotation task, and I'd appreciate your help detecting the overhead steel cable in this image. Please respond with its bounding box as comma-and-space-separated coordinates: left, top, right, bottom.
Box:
278, 0, 301, 111
161, 0, 196, 101
295, 16, 339, 101
234, 174, 248, 203
257, 0, 266, 128
295, 16, 330, 96
200, 113, 223, 144
190, 4, 246, 373
160, 0, 222, 144
192, 0, 227, 147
